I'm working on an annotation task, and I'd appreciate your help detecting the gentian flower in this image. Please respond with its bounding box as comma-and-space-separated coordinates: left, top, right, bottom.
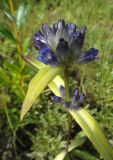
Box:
54, 86, 85, 110
33, 19, 99, 66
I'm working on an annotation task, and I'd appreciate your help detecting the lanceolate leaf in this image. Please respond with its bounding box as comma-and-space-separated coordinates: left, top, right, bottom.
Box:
69, 108, 113, 160
16, 3, 28, 29
20, 66, 62, 120
21, 55, 64, 96
3, 11, 15, 22
74, 150, 99, 160
21, 55, 46, 69
0, 25, 16, 42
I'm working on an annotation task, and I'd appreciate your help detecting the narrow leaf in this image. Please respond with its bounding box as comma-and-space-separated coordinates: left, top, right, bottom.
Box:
20, 66, 62, 120
74, 149, 99, 160
3, 11, 15, 22
21, 55, 46, 69
16, 3, 28, 28
0, 25, 16, 42
21, 55, 64, 96
69, 108, 113, 160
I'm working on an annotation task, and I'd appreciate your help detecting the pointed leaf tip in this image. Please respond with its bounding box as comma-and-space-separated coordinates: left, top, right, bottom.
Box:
20, 67, 62, 120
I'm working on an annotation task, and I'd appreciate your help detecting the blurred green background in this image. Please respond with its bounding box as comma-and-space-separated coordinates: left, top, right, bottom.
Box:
0, 0, 113, 159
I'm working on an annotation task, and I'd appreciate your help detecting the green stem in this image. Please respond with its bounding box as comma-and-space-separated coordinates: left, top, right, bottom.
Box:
63, 67, 70, 102
4, 105, 13, 131
63, 67, 72, 155
9, 0, 25, 95
4, 104, 18, 159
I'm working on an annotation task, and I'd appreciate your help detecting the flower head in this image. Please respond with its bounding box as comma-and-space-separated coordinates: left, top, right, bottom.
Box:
33, 19, 98, 66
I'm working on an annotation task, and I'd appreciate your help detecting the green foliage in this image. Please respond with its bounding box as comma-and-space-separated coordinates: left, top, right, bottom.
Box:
0, 24, 16, 42
1, 0, 113, 159
26, 103, 67, 160
70, 109, 113, 160
16, 2, 29, 29
21, 55, 64, 97
54, 132, 86, 160
21, 66, 62, 120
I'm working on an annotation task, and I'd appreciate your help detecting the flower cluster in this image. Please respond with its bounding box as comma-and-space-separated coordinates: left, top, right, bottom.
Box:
54, 86, 85, 110
33, 19, 99, 66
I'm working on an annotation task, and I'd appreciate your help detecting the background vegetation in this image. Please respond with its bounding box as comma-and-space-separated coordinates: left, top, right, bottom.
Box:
0, 0, 113, 159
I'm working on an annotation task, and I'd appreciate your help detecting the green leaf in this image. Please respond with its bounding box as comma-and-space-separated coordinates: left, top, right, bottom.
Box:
3, 11, 15, 22
21, 55, 46, 69
0, 67, 11, 86
74, 150, 99, 160
54, 132, 86, 160
16, 3, 28, 29
48, 75, 64, 96
0, 24, 16, 42
21, 55, 64, 96
69, 108, 113, 160
20, 66, 62, 120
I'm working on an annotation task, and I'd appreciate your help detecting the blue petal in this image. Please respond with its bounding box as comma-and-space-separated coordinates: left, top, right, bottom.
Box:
53, 20, 65, 34
66, 23, 76, 35
42, 23, 57, 50
33, 31, 47, 50
38, 47, 59, 66
71, 88, 79, 106
64, 102, 71, 108
57, 19, 65, 29
78, 48, 99, 63
79, 93, 85, 103
53, 23, 58, 33
74, 88, 79, 97
56, 38, 69, 63
71, 26, 86, 50
60, 85, 65, 98
42, 23, 52, 37
70, 26, 87, 60
54, 96, 61, 103
80, 25, 87, 36
34, 40, 47, 50
73, 104, 79, 110
55, 20, 67, 41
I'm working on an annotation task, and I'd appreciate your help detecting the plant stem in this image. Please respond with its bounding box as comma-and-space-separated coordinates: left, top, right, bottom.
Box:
63, 67, 72, 155
9, 0, 25, 95
9, 0, 22, 59
4, 105, 13, 131
63, 67, 70, 102
4, 103, 18, 159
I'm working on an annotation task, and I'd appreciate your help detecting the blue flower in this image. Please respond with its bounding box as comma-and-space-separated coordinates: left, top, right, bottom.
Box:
54, 96, 61, 103
33, 19, 99, 66
78, 48, 98, 63
53, 86, 85, 110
